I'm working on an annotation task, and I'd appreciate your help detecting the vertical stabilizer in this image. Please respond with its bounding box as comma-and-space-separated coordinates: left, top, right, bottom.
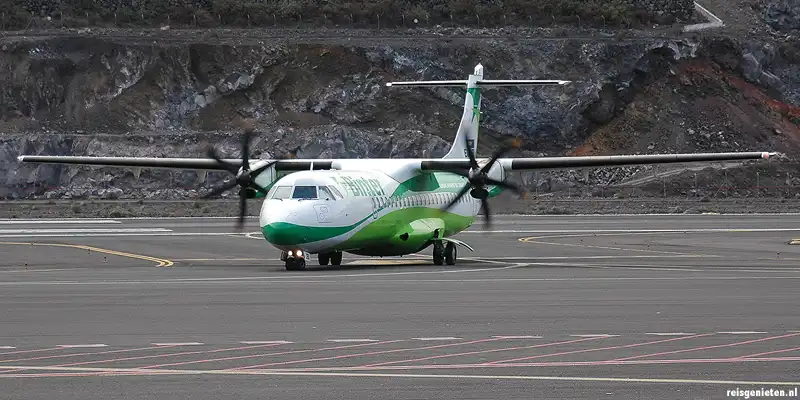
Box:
443, 64, 483, 159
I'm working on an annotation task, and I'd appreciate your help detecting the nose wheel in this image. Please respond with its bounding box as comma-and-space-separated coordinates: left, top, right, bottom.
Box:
285, 258, 306, 271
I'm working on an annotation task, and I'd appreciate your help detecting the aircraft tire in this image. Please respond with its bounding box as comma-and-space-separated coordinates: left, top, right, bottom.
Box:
318, 253, 330, 266
445, 242, 457, 265
285, 258, 306, 271
433, 241, 445, 266
330, 252, 342, 266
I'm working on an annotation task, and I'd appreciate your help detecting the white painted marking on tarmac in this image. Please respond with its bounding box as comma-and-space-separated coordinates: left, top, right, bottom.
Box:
326, 339, 379, 343
412, 337, 462, 341
0, 346, 15, 349
8, 272, 800, 287
0, 228, 172, 234
0, 219, 120, 224
239, 341, 293, 345
645, 333, 696, 336
492, 336, 543, 339
718, 331, 768, 335
152, 342, 204, 346
0, 232, 239, 238
464, 228, 800, 234
569, 334, 618, 338
2, 365, 798, 386
57, 344, 107, 348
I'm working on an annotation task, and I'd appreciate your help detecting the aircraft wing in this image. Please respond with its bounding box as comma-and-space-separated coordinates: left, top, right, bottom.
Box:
16, 155, 335, 171
418, 151, 776, 171
18, 151, 775, 173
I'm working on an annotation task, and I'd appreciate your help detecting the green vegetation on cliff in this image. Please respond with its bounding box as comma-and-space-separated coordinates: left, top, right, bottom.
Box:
1, 0, 693, 30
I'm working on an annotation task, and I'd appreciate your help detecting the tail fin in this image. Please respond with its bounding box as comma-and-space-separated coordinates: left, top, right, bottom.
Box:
386, 64, 570, 160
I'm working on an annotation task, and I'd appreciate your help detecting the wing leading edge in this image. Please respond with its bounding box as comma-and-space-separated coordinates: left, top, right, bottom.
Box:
16, 155, 335, 171
18, 151, 774, 172
418, 151, 775, 171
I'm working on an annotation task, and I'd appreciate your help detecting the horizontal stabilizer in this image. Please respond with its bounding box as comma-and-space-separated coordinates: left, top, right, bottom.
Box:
386, 79, 570, 87
386, 80, 468, 87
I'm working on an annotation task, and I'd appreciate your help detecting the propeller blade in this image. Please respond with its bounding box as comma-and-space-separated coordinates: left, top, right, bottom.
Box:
448, 170, 470, 179
206, 147, 239, 174
485, 177, 522, 195
248, 182, 271, 197
442, 184, 471, 212
202, 179, 239, 199
480, 140, 520, 174
236, 187, 247, 231
463, 133, 479, 170
480, 199, 491, 229
241, 129, 251, 171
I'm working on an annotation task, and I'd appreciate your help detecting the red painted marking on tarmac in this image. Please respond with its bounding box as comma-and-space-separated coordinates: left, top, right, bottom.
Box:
0, 345, 177, 365
230, 337, 511, 370
357, 337, 606, 368
136, 340, 402, 370
45, 343, 288, 368
734, 346, 800, 359
266, 356, 800, 372
611, 332, 800, 361
485, 333, 715, 364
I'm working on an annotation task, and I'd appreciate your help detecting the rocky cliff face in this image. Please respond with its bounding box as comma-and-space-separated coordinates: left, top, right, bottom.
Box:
1, 25, 799, 200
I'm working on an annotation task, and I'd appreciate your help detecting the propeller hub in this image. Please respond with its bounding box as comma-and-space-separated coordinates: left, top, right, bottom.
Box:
470, 188, 489, 200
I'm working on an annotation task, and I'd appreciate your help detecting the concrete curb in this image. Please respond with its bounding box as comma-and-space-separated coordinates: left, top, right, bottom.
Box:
683, 1, 725, 32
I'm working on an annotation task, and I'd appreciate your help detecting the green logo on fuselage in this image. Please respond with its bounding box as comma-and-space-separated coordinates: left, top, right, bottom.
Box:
338, 176, 385, 197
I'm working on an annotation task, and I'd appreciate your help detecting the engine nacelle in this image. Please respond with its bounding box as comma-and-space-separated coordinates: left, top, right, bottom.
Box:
249, 160, 279, 197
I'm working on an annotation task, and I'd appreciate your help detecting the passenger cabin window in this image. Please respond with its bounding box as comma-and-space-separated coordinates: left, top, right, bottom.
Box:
292, 186, 317, 199
270, 186, 293, 199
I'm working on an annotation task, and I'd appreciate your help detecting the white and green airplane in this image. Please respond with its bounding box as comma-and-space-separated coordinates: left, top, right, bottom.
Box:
18, 64, 775, 270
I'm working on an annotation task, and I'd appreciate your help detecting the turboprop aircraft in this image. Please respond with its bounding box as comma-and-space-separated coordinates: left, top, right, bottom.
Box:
18, 64, 776, 270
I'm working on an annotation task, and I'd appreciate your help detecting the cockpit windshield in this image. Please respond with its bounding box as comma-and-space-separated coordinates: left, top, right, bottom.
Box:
268, 184, 345, 200
292, 186, 317, 199
269, 186, 293, 199
318, 186, 336, 200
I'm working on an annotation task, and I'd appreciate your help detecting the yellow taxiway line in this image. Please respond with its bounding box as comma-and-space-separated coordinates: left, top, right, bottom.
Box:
0, 242, 174, 267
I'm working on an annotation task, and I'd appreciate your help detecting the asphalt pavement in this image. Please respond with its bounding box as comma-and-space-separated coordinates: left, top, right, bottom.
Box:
1, 214, 799, 399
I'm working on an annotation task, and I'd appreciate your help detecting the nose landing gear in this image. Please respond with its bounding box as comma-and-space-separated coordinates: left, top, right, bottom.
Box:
282, 250, 306, 271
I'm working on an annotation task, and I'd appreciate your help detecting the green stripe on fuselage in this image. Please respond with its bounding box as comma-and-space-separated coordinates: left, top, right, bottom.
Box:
261, 171, 503, 250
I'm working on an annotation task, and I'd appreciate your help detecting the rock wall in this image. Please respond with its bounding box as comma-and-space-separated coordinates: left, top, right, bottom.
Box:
761, 0, 800, 32
1, 31, 798, 201
632, 0, 695, 22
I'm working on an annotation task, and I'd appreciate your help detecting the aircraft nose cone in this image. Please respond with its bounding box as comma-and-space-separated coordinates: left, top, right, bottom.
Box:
262, 222, 305, 246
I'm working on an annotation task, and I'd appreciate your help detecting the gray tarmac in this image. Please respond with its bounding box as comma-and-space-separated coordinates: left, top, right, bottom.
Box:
1, 213, 800, 399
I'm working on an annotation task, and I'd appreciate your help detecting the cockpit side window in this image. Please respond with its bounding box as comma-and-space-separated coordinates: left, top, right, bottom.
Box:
328, 185, 344, 199
318, 186, 336, 200
269, 186, 293, 199
292, 185, 317, 199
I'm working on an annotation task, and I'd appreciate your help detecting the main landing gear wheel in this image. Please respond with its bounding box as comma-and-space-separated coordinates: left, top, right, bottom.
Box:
445, 242, 457, 265
433, 241, 445, 265
285, 258, 306, 271
318, 251, 343, 266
